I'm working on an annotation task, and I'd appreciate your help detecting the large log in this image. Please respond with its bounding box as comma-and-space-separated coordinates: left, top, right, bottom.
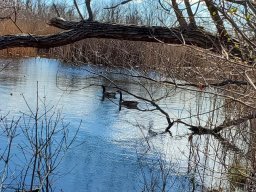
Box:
0, 17, 229, 54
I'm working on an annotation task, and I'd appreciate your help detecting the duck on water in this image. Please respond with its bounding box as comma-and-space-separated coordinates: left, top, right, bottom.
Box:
116, 90, 139, 111
101, 85, 117, 100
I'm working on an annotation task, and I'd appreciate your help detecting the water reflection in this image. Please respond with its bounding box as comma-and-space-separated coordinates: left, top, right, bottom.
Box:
0, 58, 228, 191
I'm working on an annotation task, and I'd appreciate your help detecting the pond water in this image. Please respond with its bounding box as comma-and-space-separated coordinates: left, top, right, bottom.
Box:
0, 58, 227, 191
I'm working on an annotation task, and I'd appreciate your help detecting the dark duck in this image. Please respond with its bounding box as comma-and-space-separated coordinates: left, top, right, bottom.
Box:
117, 90, 139, 110
101, 85, 117, 100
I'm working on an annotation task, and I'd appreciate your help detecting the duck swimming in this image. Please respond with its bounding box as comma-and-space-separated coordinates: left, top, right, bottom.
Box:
102, 85, 117, 99
116, 90, 138, 110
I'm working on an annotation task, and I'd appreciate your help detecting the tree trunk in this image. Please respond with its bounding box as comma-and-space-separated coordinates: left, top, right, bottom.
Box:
204, 0, 229, 40
171, 0, 188, 28
0, 17, 243, 58
184, 0, 196, 27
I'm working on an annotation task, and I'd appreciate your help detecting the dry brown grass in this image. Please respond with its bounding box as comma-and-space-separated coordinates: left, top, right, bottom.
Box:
49, 38, 202, 70
0, 16, 59, 57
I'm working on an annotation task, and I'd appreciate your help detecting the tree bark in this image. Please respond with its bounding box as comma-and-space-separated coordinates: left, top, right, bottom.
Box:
0, 17, 243, 58
0, 17, 221, 50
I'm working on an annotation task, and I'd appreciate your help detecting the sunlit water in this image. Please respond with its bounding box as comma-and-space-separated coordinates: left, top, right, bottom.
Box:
0, 58, 226, 191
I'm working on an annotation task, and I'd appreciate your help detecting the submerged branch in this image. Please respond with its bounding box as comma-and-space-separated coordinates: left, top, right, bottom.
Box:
178, 113, 256, 136
213, 134, 245, 155
110, 72, 249, 88
213, 113, 256, 133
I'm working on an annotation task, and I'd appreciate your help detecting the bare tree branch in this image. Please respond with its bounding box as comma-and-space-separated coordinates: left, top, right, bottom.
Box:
171, 0, 188, 28
73, 0, 84, 21
204, 0, 230, 41
184, 0, 196, 27
0, 17, 224, 53
104, 0, 133, 9
52, 3, 61, 17
85, 0, 93, 21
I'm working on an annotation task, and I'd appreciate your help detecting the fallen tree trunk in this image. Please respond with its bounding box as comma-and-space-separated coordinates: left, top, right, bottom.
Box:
0, 17, 225, 53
